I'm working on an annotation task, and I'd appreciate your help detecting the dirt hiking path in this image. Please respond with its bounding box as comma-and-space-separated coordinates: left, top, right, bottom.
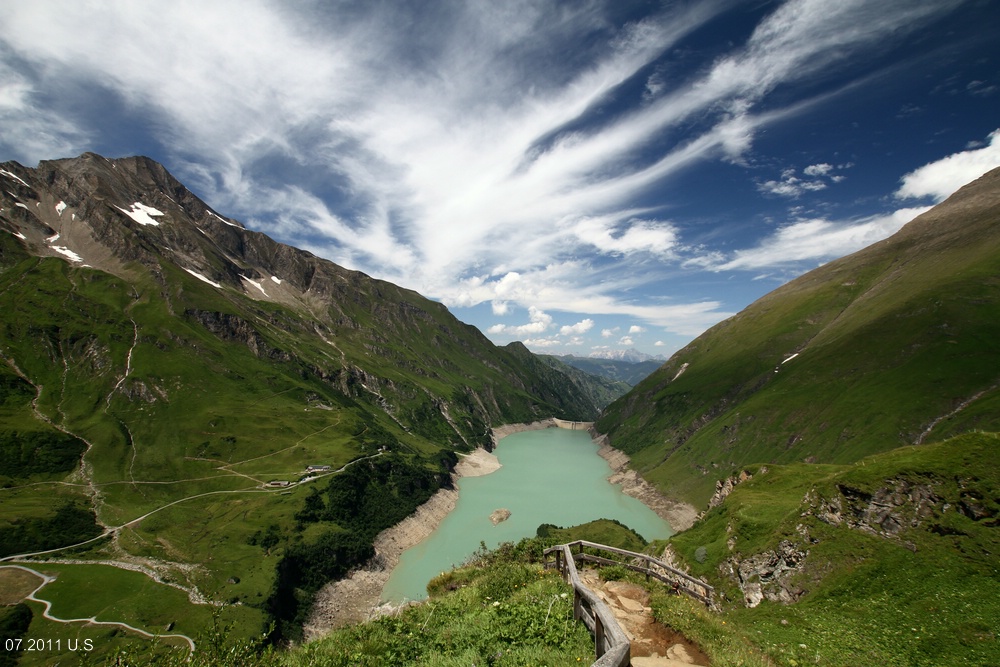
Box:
579, 568, 710, 667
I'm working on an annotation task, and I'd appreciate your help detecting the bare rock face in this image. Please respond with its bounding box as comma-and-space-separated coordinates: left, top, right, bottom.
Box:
489, 508, 511, 525
706, 467, 765, 511
803, 478, 941, 537
725, 540, 808, 608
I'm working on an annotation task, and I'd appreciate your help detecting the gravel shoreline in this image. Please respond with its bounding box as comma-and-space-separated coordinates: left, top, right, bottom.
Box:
591, 431, 699, 532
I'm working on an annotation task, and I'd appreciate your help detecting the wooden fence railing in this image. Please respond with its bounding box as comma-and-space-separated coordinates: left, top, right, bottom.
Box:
549, 540, 715, 606
544, 543, 630, 667
543, 540, 716, 666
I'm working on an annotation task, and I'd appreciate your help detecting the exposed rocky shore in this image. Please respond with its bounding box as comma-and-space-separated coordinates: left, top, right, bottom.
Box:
489, 418, 557, 444
592, 431, 699, 532
303, 446, 501, 639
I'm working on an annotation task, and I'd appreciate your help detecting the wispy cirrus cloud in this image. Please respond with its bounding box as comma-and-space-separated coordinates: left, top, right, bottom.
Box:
0, 0, 979, 349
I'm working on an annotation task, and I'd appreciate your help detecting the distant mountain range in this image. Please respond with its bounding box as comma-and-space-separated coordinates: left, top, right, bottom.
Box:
597, 166, 1000, 508
545, 353, 663, 389
587, 348, 665, 363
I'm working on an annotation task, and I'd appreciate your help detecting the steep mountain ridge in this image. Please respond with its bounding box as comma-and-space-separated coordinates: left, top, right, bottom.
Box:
537, 354, 634, 410
598, 167, 1000, 507
1, 153, 598, 441
0, 152, 598, 646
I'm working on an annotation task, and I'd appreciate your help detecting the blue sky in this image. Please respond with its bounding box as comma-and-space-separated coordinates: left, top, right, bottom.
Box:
2, 1, 998, 358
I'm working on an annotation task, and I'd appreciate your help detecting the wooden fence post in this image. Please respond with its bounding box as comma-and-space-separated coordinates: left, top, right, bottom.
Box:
594, 613, 605, 657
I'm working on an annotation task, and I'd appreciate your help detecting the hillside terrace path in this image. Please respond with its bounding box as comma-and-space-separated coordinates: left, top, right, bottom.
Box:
578, 568, 710, 667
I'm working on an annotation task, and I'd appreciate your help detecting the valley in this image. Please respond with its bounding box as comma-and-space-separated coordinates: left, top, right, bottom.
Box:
0, 156, 998, 667
0, 154, 610, 661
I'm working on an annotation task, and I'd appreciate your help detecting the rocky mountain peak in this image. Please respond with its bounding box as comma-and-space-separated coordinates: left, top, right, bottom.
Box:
0, 153, 373, 314
1, 150, 601, 427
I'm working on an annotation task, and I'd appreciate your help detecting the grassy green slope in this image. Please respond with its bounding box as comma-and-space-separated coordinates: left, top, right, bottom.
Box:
120, 430, 997, 667
658, 432, 1000, 667
598, 168, 1000, 507
0, 154, 601, 654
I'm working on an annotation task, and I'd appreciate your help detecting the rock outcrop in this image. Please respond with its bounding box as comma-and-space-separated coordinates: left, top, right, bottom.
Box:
706, 468, 763, 511
803, 478, 941, 537
724, 540, 808, 608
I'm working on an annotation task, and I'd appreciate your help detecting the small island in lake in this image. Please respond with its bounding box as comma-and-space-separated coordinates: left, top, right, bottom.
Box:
489, 508, 511, 525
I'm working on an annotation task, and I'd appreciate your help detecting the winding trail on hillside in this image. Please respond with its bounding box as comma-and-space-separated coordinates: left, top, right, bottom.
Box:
916, 380, 1000, 444
0, 451, 386, 576
0, 447, 386, 644
0, 564, 196, 655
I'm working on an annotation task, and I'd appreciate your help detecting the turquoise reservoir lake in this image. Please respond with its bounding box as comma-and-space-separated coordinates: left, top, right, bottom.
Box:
381, 427, 674, 602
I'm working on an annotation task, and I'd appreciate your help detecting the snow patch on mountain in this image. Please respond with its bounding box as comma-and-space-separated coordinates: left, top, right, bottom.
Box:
0, 169, 29, 187
242, 275, 268, 297
589, 348, 665, 363
52, 246, 83, 262
184, 268, 222, 289
56, 201, 67, 216
116, 202, 164, 226
210, 211, 241, 228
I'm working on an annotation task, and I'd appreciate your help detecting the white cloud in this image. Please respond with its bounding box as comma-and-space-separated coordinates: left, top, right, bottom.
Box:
0, 60, 89, 161
491, 301, 510, 316
560, 319, 595, 335
600, 328, 616, 338
717, 206, 932, 271
758, 163, 850, 198
896, 129, 1000, 202
803, 163, 833, 177
488, 306, 553, 336
619, 336, 634, 346
654, 340, 666, 347
628, 325, 645, 334
570, 217, 679, 258
522, 337, 564, 349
